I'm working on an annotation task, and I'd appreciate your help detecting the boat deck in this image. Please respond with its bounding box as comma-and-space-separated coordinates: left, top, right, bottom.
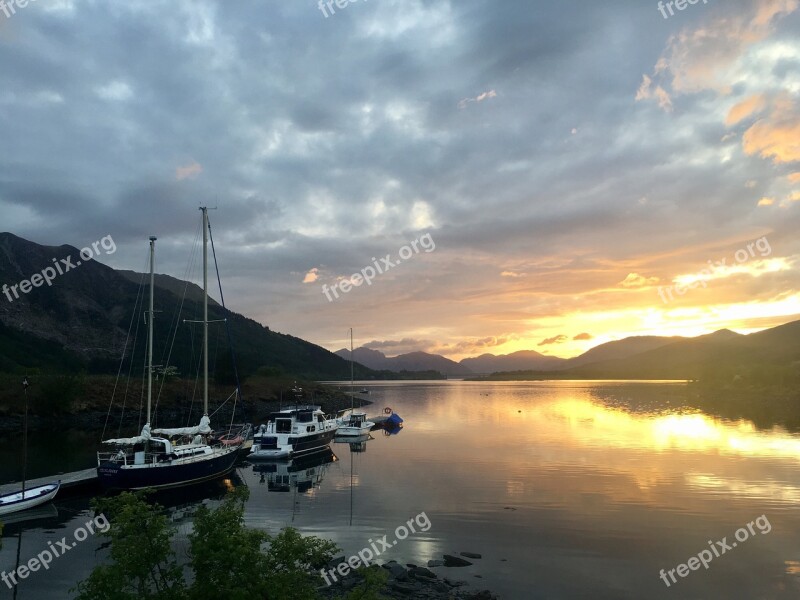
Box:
0, 468, 98, 496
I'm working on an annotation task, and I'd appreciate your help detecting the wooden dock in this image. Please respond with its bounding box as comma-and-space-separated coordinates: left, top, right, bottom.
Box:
0, 467, 98, 496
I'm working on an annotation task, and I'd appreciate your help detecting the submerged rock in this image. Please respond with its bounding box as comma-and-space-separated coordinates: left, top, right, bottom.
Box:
444, 554, 473, 567
427, 559, 444, 567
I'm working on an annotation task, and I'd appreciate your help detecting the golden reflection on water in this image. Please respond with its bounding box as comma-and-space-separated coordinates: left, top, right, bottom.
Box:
537, 398, 800, 459
404, 382, 800, 511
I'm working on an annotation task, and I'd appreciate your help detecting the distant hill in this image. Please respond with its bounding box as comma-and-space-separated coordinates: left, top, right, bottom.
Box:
474, 324, 800, 382
0, 232, 365, 380
335, 347, 472, 376
460, 350, 565, 373
563, 335, 685, 368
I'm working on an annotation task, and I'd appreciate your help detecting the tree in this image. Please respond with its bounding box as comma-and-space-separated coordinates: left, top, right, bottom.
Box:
187, 487, 270, 600
73, 488, 388, 600
72, 492, 186, 600
261, 527, 338, 600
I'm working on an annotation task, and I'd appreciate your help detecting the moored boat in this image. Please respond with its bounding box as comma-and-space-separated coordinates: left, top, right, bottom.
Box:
336, 329, 375, 436
1, 377, 61, 516
97, 210, 244, 491
336, 410, 374, 437
0, 482, 60, 517
250, 403, 338, 460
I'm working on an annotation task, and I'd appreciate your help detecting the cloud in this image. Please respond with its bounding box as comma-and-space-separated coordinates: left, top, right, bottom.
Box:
302, 267, 320, 283
175, 162, 203, 181
758, 196, 775, 206
635, 74, 673, 111
501, 270, 525, 278
573, 332, 593, 341
620, 273, 659, 288
726, 93, 768, 126
742, 93, 800, 164
538, 334, 568, 346
458, 89, 497, 109
438, 335, 518, 355
362, 338, 435, 355
651, 0, 798, 96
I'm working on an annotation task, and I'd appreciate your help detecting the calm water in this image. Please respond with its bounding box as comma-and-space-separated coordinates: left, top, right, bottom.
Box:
3, 380, 800, 599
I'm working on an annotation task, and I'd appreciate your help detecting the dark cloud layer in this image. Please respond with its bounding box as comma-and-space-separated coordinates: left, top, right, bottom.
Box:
1, 0, 798, 359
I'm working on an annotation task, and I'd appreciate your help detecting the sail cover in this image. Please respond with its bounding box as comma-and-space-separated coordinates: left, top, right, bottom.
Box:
153, 415, 212, 437
103, 423, 152, 445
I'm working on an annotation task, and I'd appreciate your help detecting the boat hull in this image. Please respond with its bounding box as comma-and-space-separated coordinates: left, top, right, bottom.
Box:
250, 428, 336, 460
335, 424, 374, 437
97, 448, 239, 491
0, 482, 60, 516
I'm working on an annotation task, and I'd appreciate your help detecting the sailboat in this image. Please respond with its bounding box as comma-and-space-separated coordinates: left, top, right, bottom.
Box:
0, 378, 60, 516
96, 209, 241, 490
336, 329, 374, 437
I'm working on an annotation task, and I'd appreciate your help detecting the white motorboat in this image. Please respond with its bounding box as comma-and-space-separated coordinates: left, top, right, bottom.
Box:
336, 329, 374, 436
250, 398, 339, 460
336, 410, 374, 437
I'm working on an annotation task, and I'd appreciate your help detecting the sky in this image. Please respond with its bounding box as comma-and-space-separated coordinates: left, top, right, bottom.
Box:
1, 0, 799, 360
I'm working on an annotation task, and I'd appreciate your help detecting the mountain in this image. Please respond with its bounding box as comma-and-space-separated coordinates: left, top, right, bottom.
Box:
563, 335, 684, 368
335, 347, 472, 376
334, 347, 394, 371
0, 232, 362, 380
460, 350, 565, 373
476, 325, 799, 382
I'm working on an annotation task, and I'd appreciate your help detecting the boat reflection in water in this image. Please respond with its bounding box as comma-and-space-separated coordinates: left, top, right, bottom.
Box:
252, 448, 337, 493
334, 432, 372, 453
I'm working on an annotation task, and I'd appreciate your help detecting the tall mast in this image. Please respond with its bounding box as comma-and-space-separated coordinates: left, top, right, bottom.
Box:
350, 328, 354, 411
148, 236, 156, 425
201, 207, 209, 416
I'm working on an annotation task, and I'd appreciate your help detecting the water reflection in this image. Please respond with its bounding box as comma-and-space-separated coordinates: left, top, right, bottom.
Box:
5, 381, 800, 599
251, 448, 337, 494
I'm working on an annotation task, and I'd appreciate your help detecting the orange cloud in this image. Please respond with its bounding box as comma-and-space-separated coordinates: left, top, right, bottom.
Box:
458, 89, 497, 109
788, 172, 800, 183
638, 0, 798, 110
635, 75, 673, 111
726, 94, 768, 125
538, 334, 568, 346
176, 161, 203, 180
620, 273, 659, 288
742, 95, 800, 164
302, 268, 320, 283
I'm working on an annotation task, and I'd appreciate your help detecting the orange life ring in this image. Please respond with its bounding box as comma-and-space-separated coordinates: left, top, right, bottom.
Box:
384, 407, 392, 415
